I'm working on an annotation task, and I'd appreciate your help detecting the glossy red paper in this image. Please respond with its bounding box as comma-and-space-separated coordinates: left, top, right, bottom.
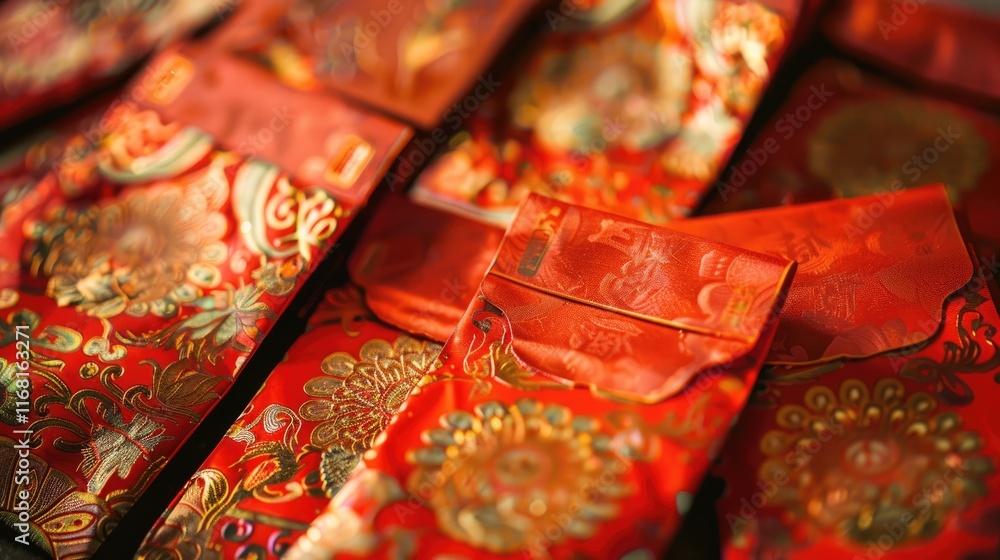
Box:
822, 0, 1000, 107
348, 195, 504, 343
233, 0, 545, 130
677, 187, 974, 365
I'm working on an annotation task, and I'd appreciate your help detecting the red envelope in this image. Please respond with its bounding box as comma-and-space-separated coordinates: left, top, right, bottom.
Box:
230, 0, 545, 130
409, 0, 801, 224
676, 187, 1000, 559
283, 193, 795, 559
700, 59, 1000, 269
0, 0, 216, 129
0, 47, 409, 557
822, 0, 1000, 108
136, 284, 442, 560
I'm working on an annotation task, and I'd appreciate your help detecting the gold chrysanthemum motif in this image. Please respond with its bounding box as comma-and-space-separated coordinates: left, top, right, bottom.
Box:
28, 175, 229, 319
809, 98, 989, 200
299, 336, 442, 451
760, 378, 993, 544
407, 399, 632, 554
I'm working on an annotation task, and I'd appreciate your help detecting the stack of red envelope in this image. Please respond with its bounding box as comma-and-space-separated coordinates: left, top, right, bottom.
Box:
1, 0, 999, 559
284, 193, 797, 559
0, 43, 411, 557
694, 187, 1000, 559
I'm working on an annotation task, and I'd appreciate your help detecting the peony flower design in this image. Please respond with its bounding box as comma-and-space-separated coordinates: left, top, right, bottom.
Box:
407, 398, 632, 553
759, 378, 993, 545
693, 1, 786, 115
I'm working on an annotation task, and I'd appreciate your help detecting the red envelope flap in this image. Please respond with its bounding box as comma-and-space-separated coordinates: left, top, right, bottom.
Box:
349, 195, 504, 342
133, 45, 412, 207
491, 195, 793, 342
481, 194, 795, 402
671, 185, 973, 364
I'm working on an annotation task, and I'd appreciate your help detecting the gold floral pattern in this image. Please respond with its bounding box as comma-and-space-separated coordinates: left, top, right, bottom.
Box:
406, 399, 632, 553
509, 34, 691, 154
300, 337, 443, 451
27, 173, 229, 319
410, 1, 787, 223
809, 99, 989, 200
900, 289, 1000, 406
759, 379, 993, 544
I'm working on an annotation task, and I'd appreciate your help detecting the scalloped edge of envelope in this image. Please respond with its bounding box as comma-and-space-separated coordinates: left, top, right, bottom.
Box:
671, 185, 974, 366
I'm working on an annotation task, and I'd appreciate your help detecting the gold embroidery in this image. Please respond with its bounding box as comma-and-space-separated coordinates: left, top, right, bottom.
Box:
300, 336, 442, 493
137, 468, 228, 560
900, 290, 1000, 405
0, 437, 111, 559
80, 410, 172, 494
301, 336, 442, 449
